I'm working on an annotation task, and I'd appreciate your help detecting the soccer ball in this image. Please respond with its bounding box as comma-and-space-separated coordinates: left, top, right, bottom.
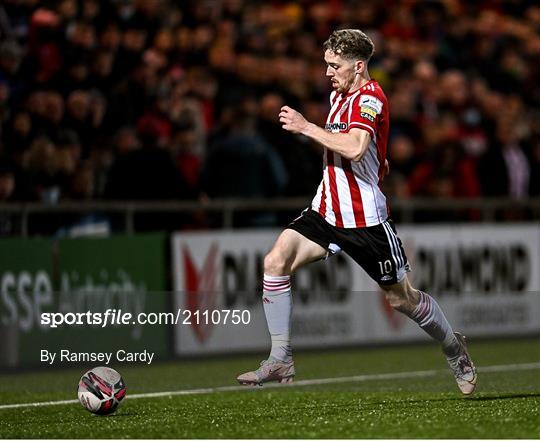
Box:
77, 366, 126, 415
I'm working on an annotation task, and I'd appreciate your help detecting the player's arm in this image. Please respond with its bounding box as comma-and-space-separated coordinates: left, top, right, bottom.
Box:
279, 106, 371, 162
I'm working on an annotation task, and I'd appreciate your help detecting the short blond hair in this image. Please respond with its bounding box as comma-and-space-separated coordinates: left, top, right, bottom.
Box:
323, 29, 374, 61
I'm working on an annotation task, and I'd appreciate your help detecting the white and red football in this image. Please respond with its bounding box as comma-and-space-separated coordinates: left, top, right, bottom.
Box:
77, 367, 126, 415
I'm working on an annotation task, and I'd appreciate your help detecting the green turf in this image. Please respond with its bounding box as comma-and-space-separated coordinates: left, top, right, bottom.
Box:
1, 338, 539, 438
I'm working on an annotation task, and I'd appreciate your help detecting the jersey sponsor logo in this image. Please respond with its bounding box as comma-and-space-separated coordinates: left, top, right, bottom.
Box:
325, 122, 348, 132
359, 95, 383, 114
360, 106, 377, 122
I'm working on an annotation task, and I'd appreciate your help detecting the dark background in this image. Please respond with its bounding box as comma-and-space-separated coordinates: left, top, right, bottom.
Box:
0, 0, 538, 233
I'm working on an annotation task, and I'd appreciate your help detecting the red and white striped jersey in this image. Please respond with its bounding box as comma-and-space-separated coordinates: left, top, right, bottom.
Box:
311, 80, 390, 228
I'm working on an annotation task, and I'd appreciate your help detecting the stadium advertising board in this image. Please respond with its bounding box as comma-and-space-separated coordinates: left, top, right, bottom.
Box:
0, 234, 168, 367
172, 230, 370, 355
397, 224, 540, 338
172, 225, 540, 355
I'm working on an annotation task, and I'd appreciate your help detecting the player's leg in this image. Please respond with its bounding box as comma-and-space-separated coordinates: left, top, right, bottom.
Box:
370, 219, 476, 394
379, 276, 477, 394
237, 227, 327, 385
264, 228, 328, 275
262, 228, 327, 362
339, 219, 476, 394
379, 276, 460, 355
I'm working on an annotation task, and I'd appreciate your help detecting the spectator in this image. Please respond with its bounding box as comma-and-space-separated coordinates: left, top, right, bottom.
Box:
257, 92, 320, 196
478, 118, 530, 199
23, 136, 60, 202
104, 123, 193, 201
2, 111, 33, 161
171, 121, 202, 194
0, 157, 17, 201
200, 102, 288, 226
0, 157, 21, 235
409, 141, 481, 199
69, 163, 95, 200
383, 135, 416, 198
0, 40, 24, 92
64, 89, 105, 155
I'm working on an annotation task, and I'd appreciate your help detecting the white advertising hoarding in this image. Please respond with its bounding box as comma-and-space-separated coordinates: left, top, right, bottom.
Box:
172, 224, 540, 355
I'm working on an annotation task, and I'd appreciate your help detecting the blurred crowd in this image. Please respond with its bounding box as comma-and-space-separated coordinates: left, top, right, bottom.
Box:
0, 0, 539, 209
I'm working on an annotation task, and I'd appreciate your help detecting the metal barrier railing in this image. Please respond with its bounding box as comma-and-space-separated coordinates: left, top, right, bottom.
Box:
1, 197, 540, 236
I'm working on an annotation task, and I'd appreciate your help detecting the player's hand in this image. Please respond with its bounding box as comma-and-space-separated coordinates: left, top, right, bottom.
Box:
279, 106, 309, 134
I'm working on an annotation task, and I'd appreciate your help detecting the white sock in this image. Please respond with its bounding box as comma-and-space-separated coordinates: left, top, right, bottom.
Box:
410, 291, 460, 358
262, 274, 292, 362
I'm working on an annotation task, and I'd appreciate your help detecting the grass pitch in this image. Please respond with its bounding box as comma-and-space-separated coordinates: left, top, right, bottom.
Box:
0, 337, 539, 438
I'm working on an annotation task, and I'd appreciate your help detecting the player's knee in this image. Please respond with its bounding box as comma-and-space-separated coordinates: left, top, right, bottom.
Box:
264, 251, 289, 276
381, 286, 414, 314
386, 292, 408, 313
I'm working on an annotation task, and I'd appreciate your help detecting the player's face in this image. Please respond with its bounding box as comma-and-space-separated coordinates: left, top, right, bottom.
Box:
324, 50, 357, 94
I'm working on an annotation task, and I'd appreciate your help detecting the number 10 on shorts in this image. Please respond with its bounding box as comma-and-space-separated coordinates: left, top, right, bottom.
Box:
378, 259, 392, 274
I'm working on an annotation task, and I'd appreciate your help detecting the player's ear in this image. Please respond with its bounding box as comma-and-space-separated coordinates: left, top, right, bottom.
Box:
355, 60, 364, 74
